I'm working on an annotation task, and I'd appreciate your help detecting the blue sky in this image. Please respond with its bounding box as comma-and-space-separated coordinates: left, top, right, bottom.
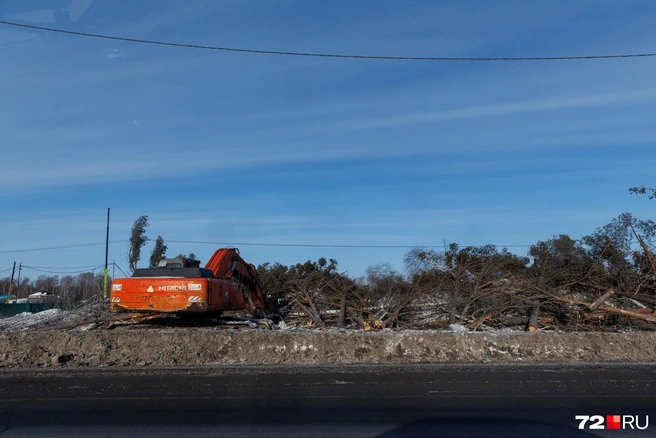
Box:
1, 0, 655, 280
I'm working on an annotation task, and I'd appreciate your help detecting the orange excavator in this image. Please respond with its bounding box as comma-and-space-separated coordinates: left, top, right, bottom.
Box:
109, 248, 266, 314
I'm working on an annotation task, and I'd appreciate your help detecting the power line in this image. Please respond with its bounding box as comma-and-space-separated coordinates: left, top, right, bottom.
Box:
166, 239, 533, 249
0, 242, 104, 254
1, 20, 655, 62
113, 263, 129, 277
22, 265, 104, 275
0, 238, 532, 254
23, 264, 102, 270
0, 240, 124, 254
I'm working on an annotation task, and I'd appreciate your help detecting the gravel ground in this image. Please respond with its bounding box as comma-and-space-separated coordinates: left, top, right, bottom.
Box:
1, 327, 655, 368
2, 308, 655, 368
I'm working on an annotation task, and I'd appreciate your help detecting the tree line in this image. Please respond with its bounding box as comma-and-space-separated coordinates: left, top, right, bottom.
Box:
0, 271, 106, 310
257, 213, 656, 331
4, 212, 654, 331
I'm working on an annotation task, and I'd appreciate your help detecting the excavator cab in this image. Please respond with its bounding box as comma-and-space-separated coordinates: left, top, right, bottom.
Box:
157, 258, 201, 268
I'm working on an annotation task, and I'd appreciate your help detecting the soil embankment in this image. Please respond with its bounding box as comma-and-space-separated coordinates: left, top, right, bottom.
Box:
1, 329, 655, 368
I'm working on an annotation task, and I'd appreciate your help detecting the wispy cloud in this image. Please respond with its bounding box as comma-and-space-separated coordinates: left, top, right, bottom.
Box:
0, 142, 397, 190
306, 88, 656, 134
104, 49, 121, 59
0, 28, 40, 45
67, 0, 95, 21
11, 9, 56, 23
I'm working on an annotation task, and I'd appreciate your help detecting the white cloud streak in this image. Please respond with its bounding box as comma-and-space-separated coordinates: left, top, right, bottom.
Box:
309, 88, 656, 133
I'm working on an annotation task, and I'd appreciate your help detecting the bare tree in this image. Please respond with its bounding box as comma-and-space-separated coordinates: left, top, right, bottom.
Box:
287, 271, 327, 328
325, 273, 357, 328
405, 244, 529, 327
348, 263, 428, 329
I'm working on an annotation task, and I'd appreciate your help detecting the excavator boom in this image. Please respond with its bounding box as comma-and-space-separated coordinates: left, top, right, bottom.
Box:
204, 248, 266, 309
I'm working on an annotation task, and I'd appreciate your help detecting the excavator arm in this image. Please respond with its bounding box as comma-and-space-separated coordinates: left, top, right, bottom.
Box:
204, 248, 266, 310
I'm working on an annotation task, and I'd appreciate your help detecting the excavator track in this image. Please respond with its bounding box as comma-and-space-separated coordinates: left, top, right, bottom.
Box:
105, 312, 276, 330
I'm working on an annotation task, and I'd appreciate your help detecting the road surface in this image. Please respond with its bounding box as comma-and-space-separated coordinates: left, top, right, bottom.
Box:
0, 364, 654, 437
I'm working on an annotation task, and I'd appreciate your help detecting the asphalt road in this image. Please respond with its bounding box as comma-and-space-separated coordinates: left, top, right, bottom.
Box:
0, 364, 654, 437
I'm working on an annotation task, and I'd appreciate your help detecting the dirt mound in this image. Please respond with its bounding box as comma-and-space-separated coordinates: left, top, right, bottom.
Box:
1, 328, 655, 368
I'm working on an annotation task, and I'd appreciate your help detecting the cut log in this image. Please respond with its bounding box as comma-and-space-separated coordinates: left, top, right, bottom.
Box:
295, 302, 325, 328
582, 312, 604, 321
337, 295, 346, 328
535, 287, 656, 324
632, 320, 656, 331
468, 306, 511, 330
539, 303, 569, 323
614, 291, 656, 306
502, 316, 529, 326
527, 306, 539, 331
538, 315, 555, 324
589, 289, 614, 311
348, 310, 365, 326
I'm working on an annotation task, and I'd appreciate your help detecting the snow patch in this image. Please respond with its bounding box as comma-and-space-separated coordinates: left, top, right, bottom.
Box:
292, 343, 317, 352
0, 309, 66, 331
449, 324, 468, 335
76, 323, 97, 332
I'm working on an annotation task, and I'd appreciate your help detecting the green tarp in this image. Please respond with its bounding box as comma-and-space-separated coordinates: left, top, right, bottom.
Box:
0, 303, 56, 317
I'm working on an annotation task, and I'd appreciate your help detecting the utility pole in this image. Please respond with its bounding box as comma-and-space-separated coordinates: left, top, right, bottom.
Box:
5, 262, 16, 304
15, 263, 21, 299
103, 208, 110, 300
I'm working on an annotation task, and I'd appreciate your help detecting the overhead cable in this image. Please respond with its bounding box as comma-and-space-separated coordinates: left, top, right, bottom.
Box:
22, 265, 104, 275
0, 240, 124, 254
0, 238, 532, 254
166, 239, 532, 249
22, 264, 102, 270
113, 264, 130, 277
1, 20, 655, 62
